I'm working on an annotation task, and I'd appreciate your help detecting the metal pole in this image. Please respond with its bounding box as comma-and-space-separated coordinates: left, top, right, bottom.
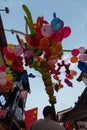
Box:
0, 7, 9, 13
51, 104, 57, 121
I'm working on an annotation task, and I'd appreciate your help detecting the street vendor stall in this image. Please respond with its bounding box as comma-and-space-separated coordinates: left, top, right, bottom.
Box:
0, 14, 30, 130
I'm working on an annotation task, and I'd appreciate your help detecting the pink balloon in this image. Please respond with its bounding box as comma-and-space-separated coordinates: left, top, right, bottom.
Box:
41, 24, 53, 38
70, 70, 77, 76
66, 73, 71, 78
13, 46, 23, 56
79, 54, 87, 61
0, 79, 7, 85
0, 72, 6, 79
24, 50, 31, 58
78, 47, 85, 54
61, 26, 71, 38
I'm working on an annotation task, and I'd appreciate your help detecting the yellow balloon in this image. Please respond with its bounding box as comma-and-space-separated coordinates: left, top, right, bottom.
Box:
6, 74, 13, 81
49, 41, 63, 59
5, 59, 13, 66
7, 44, 15, 49
69, 75, 73, 80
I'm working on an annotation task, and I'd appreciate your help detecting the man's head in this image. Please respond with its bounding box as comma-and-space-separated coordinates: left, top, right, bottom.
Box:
43, 105, 52, 118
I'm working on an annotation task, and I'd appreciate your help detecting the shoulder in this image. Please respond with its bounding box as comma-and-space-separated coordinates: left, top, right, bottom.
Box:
34, 119, 44, 123
48, 120, 66, 130
29, 119, 44, 130
29, 119, 43, 128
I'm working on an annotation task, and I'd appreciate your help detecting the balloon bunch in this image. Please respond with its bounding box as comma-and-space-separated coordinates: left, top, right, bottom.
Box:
0, 65, 14, 92
19, 5, 74, 104
2, 5, 86, 105
70, 47, 87, 73
21, 5, 71, 63
9, 4, 81, 104
70, 47, 87, 63
2, 44, 24, 73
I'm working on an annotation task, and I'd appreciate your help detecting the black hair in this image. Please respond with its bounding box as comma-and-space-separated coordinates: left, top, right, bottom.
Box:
43, 105, 52, 117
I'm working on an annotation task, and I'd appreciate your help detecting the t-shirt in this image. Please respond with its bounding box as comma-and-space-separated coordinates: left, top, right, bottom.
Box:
29, 119, 66, 130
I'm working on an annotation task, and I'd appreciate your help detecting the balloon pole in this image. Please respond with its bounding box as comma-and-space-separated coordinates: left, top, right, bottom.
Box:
51, 104, 57, 121
39, 60, 57, 121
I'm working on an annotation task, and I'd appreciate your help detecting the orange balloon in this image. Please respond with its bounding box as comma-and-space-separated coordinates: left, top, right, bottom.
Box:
73, 71, 77, 76
70, 56, 78, 63
71, 70, 77, 76
39, 38, 49, 49
2, 81, 13, 92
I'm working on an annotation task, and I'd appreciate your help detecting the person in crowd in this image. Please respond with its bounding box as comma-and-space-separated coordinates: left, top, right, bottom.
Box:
29, 105, 66, 130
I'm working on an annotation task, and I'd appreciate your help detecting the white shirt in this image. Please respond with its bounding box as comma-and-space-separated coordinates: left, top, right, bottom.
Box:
29, 119, 66, 130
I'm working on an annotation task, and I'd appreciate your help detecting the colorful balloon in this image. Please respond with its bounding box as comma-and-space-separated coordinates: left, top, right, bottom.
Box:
78, 47, 85, 54
69, 75, 73, 80
51, 13, 63, 31
13, 46, 23, 56
0, 72, 6, 79
79, 54, 87, 61
2, 47, 8, 54
6, 51, 15, 60
5, 58, 13, 66
0, 79, 7, 85
39, 38, 49, 49
0, 66, 6, 72
61, 26, 71, 38
24, 50, 31, 58
6, 74, 13, 81
70, 56, 78, 63
66, 73, 71, 78
22, 5, 36, 36
6, 67, 12, 74
78, 61, 87, 73
71, 49, 79, 56
41, 24, 53, 38
2, 81, 14, 92
50, 31, 63, 42
64, 78, 73, 87
70, 70, 77, 76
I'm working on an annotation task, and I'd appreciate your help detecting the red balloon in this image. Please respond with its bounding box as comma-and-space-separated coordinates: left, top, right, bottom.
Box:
50, 31, 63, 42
61, 26, 71, 38
71, 49, 79, 56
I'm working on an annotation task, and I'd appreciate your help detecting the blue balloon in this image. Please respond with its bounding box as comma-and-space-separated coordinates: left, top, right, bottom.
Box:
51, 12, 63, 31
78, 61, 87, 73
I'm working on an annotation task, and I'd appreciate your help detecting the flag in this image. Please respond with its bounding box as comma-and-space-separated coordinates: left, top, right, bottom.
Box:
65, 121, 75, 130
24, 107, 38, 130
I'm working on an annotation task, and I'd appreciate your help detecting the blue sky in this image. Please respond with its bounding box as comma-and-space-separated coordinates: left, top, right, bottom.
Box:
0, 0, 87, 118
